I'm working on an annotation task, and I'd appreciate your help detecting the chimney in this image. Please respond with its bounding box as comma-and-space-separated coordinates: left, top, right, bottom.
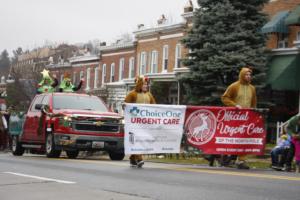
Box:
157, 14, 167, 25
184, 0, 194, 13
137, 24, 144, 29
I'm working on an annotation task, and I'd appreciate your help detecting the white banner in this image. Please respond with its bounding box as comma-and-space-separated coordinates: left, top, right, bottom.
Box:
124, 103, 186, 155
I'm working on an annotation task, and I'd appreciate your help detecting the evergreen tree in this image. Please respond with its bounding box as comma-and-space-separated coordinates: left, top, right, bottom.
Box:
181, 0, 269, 106
11, 47, 23, 64
0, 49, 11, 77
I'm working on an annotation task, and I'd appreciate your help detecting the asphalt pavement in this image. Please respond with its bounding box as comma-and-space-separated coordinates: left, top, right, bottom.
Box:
0, 152, 299, 200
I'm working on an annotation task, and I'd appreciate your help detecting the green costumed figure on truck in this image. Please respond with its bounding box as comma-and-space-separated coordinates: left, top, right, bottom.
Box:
37, 69, 58, 94
59, 72, 83, 93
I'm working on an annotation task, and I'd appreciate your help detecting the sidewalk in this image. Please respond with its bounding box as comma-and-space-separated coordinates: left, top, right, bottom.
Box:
143, 154, 272, 169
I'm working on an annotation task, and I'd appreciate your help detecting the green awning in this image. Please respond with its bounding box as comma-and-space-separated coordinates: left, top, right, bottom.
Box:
285, 5, 300, 25
261, 11, 289, 33
267, 55, 300, 91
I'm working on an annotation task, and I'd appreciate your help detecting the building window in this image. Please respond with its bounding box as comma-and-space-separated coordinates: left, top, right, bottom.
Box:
79, 71, 84, 90
278, 33, 288, 48
136, 53, 140, 75
139, 52, 147, 75
175, 43, 181, 68
94, 67, 99, 89
73, 72, 77, 84
150, 51, 158, 73
86, 68, 91, 90
129, 57, 135, 78
148, 52, 151, 73
110, 63, 115, 82
297, 31, 300, 41
119, 58, 125, 81
80, 71, 84, 79
102, 64, 106, 85
162, 45, 169, 71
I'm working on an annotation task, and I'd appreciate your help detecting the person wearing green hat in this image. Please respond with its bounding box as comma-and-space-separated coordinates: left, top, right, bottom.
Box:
37, 69, 58, 94
59, 72, 83, 93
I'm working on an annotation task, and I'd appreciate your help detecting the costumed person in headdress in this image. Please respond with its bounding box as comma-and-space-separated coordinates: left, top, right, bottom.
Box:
59, 72, 83, 93
124, 76, 156, 167
37, 69, 58, 94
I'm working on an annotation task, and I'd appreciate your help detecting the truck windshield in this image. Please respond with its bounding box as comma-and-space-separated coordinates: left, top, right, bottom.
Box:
53, 95, 108, 112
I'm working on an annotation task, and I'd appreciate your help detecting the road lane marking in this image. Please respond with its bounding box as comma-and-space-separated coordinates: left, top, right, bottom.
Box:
3, 172, 76, 184
168, 168, 300, 181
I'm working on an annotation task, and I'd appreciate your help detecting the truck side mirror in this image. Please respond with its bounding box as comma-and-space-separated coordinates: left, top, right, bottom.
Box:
35, 104, 43, 110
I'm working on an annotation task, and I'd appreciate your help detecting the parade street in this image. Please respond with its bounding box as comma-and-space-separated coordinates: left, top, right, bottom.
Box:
0, 153, 299, 200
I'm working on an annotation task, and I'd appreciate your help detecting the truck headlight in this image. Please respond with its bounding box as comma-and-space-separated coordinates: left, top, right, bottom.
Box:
59, 116, 72, 127
64, 116, 72, 121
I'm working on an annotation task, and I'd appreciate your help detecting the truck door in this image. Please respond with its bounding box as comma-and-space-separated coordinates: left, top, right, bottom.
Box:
37, 95, 50, 141
22, 95, 45, 142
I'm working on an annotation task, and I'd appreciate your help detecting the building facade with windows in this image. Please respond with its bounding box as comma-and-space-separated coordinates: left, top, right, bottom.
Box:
132, 6, 193, 105
47, 62, 72, 88
68, 54, 100, 94
11, 48, 55, 80
262, 0, 300, 122
98, 41, 137, 113
91, 1, 195, 111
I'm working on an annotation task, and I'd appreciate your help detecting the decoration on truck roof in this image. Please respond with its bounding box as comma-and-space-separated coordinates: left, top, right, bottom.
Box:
37, 69, 58, 94
59, 72, 83, 93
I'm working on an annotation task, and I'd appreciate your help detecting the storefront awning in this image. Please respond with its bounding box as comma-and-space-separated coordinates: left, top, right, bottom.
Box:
285, 5, 300, 26
261, 11, 289, 33
267, 55, 300, 91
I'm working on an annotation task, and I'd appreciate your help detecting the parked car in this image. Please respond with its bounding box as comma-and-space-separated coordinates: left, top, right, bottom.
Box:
9, 93, 125, 160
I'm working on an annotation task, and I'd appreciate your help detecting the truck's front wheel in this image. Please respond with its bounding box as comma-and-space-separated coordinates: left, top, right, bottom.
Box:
46, 134, 61, 158
12, 136, 24, 156
109, 152, 125, 160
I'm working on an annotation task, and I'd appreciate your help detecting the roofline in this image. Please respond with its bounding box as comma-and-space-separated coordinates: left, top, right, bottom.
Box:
99, 42, 136, 52
69, 55, 99, 64
46, 62, 72, 68
133, 22, 186, 38
181, 11, 194, 19
270, 47, 300, 55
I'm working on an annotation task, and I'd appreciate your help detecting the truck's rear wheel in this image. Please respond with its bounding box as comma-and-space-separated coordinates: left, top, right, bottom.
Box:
66, 150, 79, 159
46, 133, 61, 158
109, 152, 125, 160
12, 136, 24, 156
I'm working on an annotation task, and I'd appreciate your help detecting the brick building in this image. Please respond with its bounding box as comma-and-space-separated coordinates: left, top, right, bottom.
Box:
262, 0, 300, 122
11, 44, 78, 83
47, 62, 72, 88
68, 54, 100, 94
11, 47, 54, 80
98, 41, 136, 113
133, 2, 193, 105
96, 1, 194, 112
133, 16, 189, 105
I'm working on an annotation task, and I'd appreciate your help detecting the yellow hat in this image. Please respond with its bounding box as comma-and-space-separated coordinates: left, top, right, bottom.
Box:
280, 134, 288, 140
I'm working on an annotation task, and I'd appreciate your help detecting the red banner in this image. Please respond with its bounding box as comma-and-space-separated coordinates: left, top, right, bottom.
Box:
184, 106, 266, 155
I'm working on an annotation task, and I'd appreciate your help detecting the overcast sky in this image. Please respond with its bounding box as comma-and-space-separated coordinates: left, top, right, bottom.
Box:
0, 0, 196, 56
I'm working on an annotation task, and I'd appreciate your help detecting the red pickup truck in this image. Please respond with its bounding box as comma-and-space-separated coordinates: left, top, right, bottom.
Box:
10, 93, 125, 160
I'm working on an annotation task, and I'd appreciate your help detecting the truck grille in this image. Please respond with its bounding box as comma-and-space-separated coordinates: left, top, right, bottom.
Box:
73, 122, 119, 133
